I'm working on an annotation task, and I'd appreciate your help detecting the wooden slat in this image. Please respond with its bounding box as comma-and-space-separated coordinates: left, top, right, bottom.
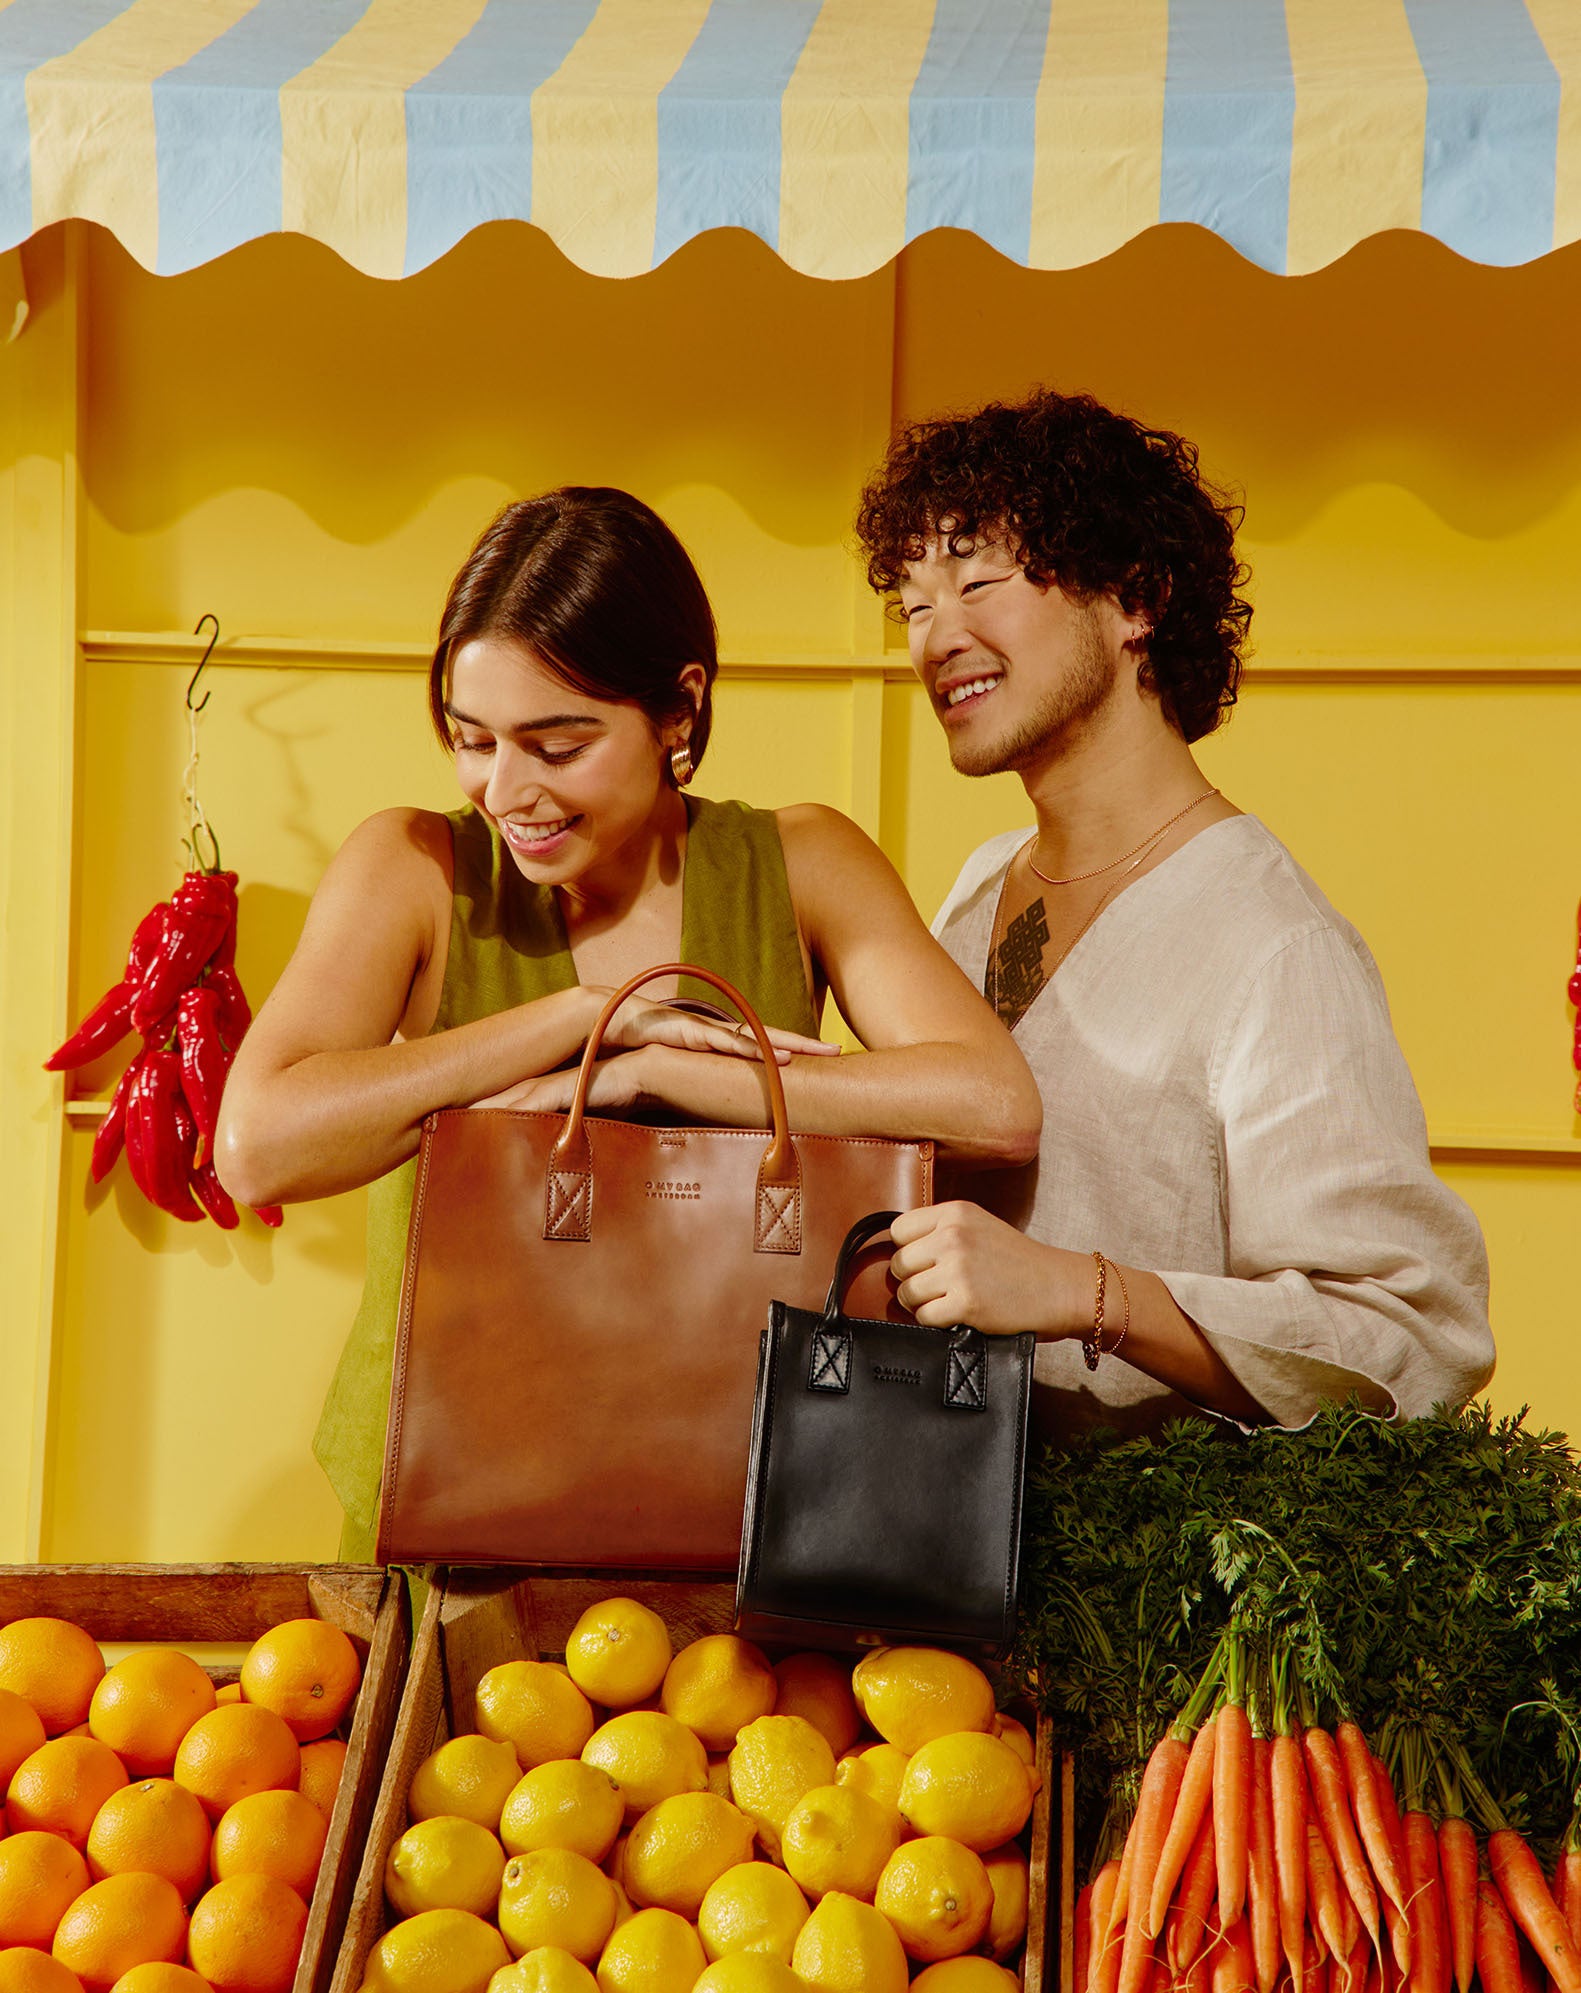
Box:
1024, 1712, 1053, 1992
0, 1562, 384, 1642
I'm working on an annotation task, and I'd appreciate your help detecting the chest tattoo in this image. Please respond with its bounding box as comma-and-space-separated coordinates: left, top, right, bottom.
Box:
989, 897, 1050, 1029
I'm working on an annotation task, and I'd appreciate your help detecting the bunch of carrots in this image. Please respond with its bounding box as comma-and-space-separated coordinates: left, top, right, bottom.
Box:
1078, 1634, 1581, 1993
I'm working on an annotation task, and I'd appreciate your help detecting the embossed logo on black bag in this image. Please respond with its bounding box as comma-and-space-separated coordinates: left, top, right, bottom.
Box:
872, 1363, 922, 1386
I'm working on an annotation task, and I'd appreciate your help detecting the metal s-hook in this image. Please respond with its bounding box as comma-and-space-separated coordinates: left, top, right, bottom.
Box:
187, 613, 219, 713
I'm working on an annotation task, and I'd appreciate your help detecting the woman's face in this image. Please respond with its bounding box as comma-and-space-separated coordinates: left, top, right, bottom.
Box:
446, 636, 684, 888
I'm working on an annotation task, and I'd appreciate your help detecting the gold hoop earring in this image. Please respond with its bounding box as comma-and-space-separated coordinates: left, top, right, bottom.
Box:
669, 742, 694, 789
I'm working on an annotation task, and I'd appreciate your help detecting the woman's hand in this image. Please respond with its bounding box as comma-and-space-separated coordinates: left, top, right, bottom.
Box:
888, 1201, 1079, 1337
593, 991, 836, 1064
470, 1047, 659, 1114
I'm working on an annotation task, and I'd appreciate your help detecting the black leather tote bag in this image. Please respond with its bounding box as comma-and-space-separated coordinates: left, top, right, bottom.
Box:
735, 1211, 1036, 1659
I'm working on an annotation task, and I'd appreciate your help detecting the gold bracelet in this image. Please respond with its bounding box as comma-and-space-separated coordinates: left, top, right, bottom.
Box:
1083, 1251, 1131, 1369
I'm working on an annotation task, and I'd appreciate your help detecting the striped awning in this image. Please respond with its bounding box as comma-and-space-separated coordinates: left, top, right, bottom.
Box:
4, 0, 1578, 285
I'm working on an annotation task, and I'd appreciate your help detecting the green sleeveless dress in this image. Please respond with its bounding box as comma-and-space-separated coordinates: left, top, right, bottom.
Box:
313, 794, 819, 1559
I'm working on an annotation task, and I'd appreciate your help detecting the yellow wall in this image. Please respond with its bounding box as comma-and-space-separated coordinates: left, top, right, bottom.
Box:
3, 217, 1578, 1563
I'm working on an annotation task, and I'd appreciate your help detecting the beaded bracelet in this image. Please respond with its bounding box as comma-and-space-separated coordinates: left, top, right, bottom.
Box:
1083, 1251, 1132, 1369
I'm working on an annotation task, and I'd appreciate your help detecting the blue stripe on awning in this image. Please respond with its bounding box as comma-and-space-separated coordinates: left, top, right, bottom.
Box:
404, 0, 600, 278
0, 0, 131, 253
906, 0, 1049, 266
152, 0, 373, 276
1161, 0, 1294, 272
1403, 0, 1560, 266
653, 0, 820, 266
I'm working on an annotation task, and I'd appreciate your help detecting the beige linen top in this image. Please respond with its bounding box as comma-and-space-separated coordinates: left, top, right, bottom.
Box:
933, 815, 1494, 1436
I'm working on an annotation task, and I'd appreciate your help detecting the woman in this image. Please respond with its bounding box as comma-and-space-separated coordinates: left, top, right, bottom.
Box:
217, 487, 1041, 1557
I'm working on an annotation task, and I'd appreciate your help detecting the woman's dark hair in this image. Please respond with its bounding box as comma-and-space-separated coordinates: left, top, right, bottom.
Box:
429, 487, 719, 764
854, 389, 1252, 743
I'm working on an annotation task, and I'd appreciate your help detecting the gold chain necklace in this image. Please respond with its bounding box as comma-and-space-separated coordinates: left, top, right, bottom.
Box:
1026, 788, 1219, 886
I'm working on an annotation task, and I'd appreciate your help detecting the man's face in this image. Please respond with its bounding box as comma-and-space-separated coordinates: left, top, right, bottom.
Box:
896, 537, 1126, 778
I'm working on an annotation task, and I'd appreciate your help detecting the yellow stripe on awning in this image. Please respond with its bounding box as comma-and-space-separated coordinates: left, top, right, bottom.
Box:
26, 0, 256, 272
1525, 0, 1581, 252
1285, 0, 1426, 276
780, 0, 937, 282
530, 0, 713, 279
280, 0, 490, 284
1029, 0, 1168, 271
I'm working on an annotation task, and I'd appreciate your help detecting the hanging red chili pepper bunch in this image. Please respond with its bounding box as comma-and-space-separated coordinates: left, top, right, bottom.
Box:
44, 615, 280, 1231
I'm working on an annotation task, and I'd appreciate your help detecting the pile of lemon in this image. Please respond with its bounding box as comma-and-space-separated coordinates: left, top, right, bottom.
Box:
361, 1601, 1036, 1993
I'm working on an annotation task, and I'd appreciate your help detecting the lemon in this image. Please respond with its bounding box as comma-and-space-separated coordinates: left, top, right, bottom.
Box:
409, 1733, 523, 1831
582, 1711, 708, 1818
488, 1952, 598, 1993
594, 1905, 709, 1991
790, 1888, 909, 1992
694, 1958, 807, 1991
660, 1636, 777, 1752
608, 1875, 636, 1930
833, 1743, 908, 1820
982, 1840, 1029, 1959
728, 1715, 837, 1862
384, 1813, 507, 1918
898, 1732, 1034, 1851
362, 1906, 510, 1993
771, 1655, 860, 1760
623, 1789, 757, 1917
780, 1783, 899, 1902
850, 1650, 996, 1755
477, 1662, 597, 1770
910, 1961, 1023, 1991
706, 1755, 733, 1797
499, 1847, 619, 1964
698, 1858, 810, 1962
564, 1599, 673, 1710
501, 1759, 624, 1863
874, 1835, 993, 1962
992, 1712, 1036, 1769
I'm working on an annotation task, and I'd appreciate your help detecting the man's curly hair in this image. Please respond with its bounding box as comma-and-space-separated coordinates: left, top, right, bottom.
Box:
854, 388, 1252, 743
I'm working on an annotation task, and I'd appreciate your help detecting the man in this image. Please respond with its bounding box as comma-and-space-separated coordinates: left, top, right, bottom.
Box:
855, 387, 1493, 1433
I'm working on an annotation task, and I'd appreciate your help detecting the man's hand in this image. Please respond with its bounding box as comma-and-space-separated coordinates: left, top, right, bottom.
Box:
889, 1200, 1082, 1337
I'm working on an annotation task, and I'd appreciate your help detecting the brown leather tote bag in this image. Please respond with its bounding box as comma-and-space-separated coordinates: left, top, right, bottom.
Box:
376, 964, 933, 1571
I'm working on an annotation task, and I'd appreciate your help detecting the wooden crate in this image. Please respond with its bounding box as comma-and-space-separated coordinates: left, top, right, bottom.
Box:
335, 1568, 1052, 1989
0, 1562, 409, 1993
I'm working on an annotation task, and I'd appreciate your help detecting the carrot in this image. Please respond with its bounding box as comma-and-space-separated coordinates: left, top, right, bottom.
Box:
1367, 1752, 1414, 1981
1214, 1918, 1257, 1993
1248, 1736, 1280, 1993
1272, 1733, 1309, 1993
1309, 1820, 1351, 1964
1404, 1811, 1448, 1993
1337, 1930, 1371, 1993
1479, 1874, 1530, 1993
1339, 1724, 1408, 1919
1150, 1715, 1219, 1937
1306, 1728, 1381, 1952
1108, 1809, 1139, 1943
1147, 1955, 1172, 1993
1183, 1932, 1216, 1993
1438, 1817, 1478, 1993
1218, 1701, 1254, 1928
1119, 1738, 1190, 1993
1169, 1804, 1221, 1974
1091, 1857, 1125, 1993
1311, 1932, 1335, 1993
1489, 1831, 1581, 1993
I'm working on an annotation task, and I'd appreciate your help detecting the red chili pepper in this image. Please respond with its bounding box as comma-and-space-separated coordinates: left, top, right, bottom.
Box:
251, 1203, 283, 1228
90, 1055, 144, 1184
131, 871, 236, 1033
191, 1160, 240, 1230
45, 979, 135, 1071
128, 1050, 203, 1221
207, 963, 253, 1048
177, 985, 231, 1166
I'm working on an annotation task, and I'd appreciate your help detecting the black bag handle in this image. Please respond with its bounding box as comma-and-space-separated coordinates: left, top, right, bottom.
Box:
810, 1211, 987, 1413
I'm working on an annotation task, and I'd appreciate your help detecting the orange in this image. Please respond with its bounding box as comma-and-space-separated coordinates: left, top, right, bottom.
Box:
0, 1697, 47, 1792
0, 1623, 105, 1738
0, 1951, 86, 1993
0, 1834, 92, 1948
186, 1873, 306, 1993
7, 1737, 128, 1847
86, 1780, 212, 1902
210, 1789, 327, 1900
238, 1623, 359, 1744
108, 1970, 214, 1993
172, 1707, 299, 1822
88, 1653, 216, 1779
771, 1656, 860, 1761
51, 1873, 188, 1990
296, 1739, 346, 1822
213, 1689, 242, 1709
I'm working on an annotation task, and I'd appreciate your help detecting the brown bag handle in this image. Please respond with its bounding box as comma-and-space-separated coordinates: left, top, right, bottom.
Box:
543, 963, 802, 1254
